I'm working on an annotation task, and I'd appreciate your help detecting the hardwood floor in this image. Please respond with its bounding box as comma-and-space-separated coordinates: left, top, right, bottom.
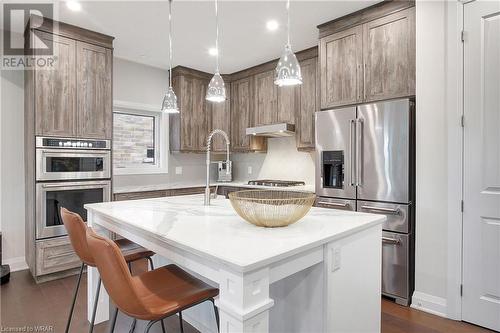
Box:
1, 269, 495, 333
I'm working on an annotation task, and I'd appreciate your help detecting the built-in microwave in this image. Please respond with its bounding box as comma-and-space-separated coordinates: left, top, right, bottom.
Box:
35, 137, 111, 181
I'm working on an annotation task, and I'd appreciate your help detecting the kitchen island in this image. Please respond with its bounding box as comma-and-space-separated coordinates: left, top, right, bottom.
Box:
85, 194, 385, 333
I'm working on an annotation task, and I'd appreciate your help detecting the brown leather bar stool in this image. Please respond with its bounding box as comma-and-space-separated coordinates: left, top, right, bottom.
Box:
86, 227, 220, 333
60, 208, 155, 333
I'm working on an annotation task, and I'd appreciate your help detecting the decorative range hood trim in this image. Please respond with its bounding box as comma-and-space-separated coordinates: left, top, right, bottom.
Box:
245, 123, 295, 138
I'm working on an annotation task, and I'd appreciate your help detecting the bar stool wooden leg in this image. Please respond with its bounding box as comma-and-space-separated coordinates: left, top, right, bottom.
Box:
65, 263, 85, 333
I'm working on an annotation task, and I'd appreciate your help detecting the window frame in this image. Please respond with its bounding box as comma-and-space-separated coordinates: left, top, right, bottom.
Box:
112, 100, 169, 175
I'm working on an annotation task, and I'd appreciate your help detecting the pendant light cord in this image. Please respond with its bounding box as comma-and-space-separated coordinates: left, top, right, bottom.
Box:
168, 0, 173, 88
215, 0, 220, 73
286, 0, 290, 47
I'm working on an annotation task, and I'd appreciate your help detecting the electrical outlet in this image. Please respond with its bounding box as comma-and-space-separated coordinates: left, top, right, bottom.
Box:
248, 166, 253, 175
175, 166, 183, 175
332, 247, 341, 272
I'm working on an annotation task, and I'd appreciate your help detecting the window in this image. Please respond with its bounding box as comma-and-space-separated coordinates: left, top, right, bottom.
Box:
113, 101, 168, 175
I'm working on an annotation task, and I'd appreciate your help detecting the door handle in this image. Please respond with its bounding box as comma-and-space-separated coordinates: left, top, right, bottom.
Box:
356, 119, 363, 186
361, 205, 401, 215
382, 237, 401, 245
318, 201, 349, 208
349, 119, 356, 186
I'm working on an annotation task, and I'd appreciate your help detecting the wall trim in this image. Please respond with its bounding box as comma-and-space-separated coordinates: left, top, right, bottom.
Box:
445, 0, 464, 321
411, 291, 448, 318
4, 256, 28, 272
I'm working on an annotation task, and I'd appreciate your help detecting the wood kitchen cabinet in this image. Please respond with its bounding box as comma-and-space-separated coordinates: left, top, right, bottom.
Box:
296, 57, 319, 151
254, 70, 277, 126
363, 7, 415, 102
76, 41, 112, 139
319, 26, 363, 109
170, 67, 212, 152
211, 81, 231, 152
318, 2, 415, 108
230, 77, 266, 152
33, 31, 77, 137
24, 16, 114, 282
29, 18, 113, 139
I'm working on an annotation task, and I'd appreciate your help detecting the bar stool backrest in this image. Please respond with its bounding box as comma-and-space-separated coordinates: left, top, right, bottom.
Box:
60, 208, 95, 266
86, 228, 150, 318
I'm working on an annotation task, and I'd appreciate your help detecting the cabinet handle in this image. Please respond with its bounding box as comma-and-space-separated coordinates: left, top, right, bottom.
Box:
382, 237, 401, 245
361, 205, 400, 215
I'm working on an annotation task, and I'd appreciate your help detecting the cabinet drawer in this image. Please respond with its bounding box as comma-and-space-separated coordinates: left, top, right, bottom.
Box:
357, 201, 410, 233
36, 236, 80, 276
382, 231, 409, 300
114, 190, 167, 201
166, 187, 205, 197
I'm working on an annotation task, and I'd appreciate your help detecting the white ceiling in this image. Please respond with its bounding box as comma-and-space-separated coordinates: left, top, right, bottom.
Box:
43, 1, 379, 73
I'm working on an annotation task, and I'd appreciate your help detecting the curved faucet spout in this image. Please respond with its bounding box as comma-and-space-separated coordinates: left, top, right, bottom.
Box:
205, 129, 231, 206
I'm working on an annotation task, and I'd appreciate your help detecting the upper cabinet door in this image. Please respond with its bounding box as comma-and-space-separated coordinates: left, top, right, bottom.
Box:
320, 25, 363, 109
363, 7, 415, 102
76, 41, 112, 139
34, 32, 77, 137
211, 86, 231, 152
254, 70, 277, 126
231, 77, 253, 151
192, 78, 211, 151
296, 57, 319, 151
277, 85, 297, 124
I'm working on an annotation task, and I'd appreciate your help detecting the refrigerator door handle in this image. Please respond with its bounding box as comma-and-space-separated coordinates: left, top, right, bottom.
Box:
349, 119, 356, 186
361, 205, 401, 215
356, 118, 363, 186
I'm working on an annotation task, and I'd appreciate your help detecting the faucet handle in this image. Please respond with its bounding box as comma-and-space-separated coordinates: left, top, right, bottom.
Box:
211, 185, 219, 199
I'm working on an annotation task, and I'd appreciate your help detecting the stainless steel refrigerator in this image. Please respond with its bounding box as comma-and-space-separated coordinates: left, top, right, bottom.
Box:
314, 98, 415, 306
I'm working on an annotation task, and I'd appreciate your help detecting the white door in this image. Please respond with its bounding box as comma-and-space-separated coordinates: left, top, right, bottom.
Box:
463, 1, 500, 331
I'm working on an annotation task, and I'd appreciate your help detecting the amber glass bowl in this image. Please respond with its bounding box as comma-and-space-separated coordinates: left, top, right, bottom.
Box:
228, 190, 316, 228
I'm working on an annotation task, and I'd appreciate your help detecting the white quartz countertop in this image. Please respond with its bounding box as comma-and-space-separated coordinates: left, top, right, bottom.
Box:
85, 194, 384, 272
113, 181, 315, 194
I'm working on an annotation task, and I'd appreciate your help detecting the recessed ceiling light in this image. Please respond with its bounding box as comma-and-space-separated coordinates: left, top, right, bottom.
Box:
266, 20, 279, 31
66, 1, 82, 11
208, 47, 218, 56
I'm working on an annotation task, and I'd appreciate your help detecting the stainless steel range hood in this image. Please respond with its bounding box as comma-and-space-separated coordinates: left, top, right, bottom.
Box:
245, 123, 295, 138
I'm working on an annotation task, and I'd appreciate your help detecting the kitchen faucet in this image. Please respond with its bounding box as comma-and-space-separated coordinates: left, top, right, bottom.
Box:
205, 129, 231, 205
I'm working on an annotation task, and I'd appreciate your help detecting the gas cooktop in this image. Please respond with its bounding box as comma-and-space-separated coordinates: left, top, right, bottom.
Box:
247, 180, 306, 187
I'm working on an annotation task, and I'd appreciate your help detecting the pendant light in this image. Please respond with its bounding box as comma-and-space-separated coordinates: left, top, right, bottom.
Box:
274, 0, 302, 87
206, 0, 226, 103
162, 0, 179, 113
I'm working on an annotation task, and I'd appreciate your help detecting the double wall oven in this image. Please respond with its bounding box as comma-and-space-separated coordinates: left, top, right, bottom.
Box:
315, 98, 415, 306
35, 137, 111, 239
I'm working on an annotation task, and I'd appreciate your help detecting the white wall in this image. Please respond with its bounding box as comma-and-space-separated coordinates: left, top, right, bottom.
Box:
0, 44, 27, 270
412, 0, 455, 317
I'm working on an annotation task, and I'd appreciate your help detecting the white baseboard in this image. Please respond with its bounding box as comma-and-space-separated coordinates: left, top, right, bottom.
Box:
411, 291, 448, 318
3, 256, 28, 272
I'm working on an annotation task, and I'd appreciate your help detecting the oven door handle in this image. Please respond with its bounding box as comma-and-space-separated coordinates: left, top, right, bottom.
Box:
41, 181, 110, 189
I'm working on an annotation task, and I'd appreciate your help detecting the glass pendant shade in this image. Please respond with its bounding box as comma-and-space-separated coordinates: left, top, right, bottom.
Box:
274, 44, 302, 86
206, 72, 226, 103
162, 86, 179, 113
